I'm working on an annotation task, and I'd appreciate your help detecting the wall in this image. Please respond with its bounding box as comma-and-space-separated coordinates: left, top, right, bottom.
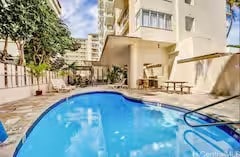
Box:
0, 84, 49, 105
0, 63, 59, 105
177, 0, 226, 52
128, 41, 169, 88
171, 54, 240, 95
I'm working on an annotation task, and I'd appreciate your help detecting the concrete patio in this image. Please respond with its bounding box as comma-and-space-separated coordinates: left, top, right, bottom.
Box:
0, 86, 239, 157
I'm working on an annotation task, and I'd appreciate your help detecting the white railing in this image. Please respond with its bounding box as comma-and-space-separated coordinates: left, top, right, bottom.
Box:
0, 62, 58, 89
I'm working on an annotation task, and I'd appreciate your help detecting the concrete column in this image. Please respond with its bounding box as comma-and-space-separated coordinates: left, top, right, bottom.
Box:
129, 44, 138, 89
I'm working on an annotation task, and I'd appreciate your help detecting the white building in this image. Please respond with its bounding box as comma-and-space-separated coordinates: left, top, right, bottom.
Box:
100, 0, 240, 95
87, 34, 100, 61
98, 0, 115, 52
64, 38, 88, 66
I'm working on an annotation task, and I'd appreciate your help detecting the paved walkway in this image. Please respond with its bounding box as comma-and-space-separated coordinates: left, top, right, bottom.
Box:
0, 86, 239, 157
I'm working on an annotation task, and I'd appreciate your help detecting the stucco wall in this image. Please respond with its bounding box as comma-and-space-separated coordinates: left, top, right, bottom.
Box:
212, 54, 240, 95
0, 84, 49, 105
128, 41, 169, 88
171, 54, 240, 95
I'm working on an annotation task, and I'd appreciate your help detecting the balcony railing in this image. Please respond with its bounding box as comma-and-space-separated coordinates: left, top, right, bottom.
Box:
118, 9, 129, 35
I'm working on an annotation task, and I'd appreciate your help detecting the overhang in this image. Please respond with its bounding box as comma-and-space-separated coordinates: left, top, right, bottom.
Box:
100, 35, 141, 66
177, 53, 234, 64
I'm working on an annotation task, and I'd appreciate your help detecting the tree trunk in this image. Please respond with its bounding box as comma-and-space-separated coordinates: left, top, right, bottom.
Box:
16, 41, 25, 65
2, 36, 8, 61
37, 77, 40, 91
227, 9, 234, 38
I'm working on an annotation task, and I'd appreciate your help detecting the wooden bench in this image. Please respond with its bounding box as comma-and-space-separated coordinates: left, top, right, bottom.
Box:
180, 85, 193, 94
160, 85, 174, 93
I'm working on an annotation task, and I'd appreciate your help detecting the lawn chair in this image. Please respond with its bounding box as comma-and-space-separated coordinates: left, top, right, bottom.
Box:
51, 79, 71, 92
108, 78, 128, 89
57, 79, 76, 90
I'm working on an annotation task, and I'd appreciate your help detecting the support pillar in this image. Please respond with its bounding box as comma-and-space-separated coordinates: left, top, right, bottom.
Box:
129, 44, 138, 89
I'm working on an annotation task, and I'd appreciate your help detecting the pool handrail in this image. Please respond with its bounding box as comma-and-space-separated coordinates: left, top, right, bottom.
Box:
183, 94, 240, 127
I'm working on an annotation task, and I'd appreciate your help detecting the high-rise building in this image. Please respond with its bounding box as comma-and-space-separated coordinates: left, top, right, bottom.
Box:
64, 34, 100, 64
87, 34, 100, 61
98, 0, 115, 53
47, 0, 62, 17
64, 38, 88, 66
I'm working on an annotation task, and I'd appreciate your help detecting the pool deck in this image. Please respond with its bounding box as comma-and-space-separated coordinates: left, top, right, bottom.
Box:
0, 86, 239, 157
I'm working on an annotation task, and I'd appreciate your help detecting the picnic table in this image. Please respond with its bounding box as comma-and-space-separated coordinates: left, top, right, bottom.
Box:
165, 81, 187, 91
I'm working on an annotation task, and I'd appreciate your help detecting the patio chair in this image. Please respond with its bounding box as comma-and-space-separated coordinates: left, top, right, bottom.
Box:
57, 79, 76, 90
51, 79, 71, 92
108, 78, 128, 89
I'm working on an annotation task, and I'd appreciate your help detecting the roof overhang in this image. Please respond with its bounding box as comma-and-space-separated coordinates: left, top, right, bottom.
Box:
100, 35, 140, 66
177, 52, 234, 64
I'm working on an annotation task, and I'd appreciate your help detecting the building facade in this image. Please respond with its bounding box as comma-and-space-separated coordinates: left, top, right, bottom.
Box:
64, 38, 88, 66
100, 0, 239, 95
47, 0, 62, 17
98, 0, 115, 52
87, 34, 100, 61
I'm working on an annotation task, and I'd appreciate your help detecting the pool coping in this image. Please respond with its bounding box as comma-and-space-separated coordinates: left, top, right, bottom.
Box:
13, 91, 240, 156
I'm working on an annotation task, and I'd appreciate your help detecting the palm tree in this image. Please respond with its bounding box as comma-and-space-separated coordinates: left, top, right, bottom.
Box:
226, 0, 240, 38
63, 62, 78, 84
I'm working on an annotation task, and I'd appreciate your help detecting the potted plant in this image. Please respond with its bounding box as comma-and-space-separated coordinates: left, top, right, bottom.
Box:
28, 63, 48, 96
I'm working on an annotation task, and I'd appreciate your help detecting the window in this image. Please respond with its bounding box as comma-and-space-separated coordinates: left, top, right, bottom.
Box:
150, 11, 158, 27
185, 0, 193, 5
185, 16, 194, 32
165, 14, 172, 30
142, 10, 149, 26
136, 9, 172, 30
136, 11, 141, 28
158, 13, 165, 29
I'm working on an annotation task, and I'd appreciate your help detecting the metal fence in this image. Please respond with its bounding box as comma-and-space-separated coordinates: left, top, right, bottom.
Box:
0, 63, 58, 89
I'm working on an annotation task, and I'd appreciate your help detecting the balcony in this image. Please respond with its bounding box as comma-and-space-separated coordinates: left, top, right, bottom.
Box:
104, 25, 115, 36
104, 0, 114, 13
104, 13, 114, 25
117, 9, 129, 35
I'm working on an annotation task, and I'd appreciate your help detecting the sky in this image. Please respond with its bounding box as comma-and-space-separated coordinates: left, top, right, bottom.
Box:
59, 0, 239, 45
227, 5, 240, 45
59, 0, 98, 39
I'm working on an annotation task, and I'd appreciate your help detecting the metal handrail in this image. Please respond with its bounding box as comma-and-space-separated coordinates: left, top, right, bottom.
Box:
183, 94, 240, 127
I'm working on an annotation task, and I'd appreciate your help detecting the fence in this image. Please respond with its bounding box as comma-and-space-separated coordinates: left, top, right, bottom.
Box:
0, 62, 58, 89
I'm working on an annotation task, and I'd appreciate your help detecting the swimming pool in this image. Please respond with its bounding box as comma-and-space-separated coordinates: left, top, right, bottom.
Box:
14, 92, 240, 157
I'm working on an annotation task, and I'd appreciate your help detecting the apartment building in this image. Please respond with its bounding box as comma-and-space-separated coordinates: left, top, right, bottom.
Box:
98, 0, 115, 52
64, 38, 88, 66
87, 34, 101, 61
47, 0, 62, 17
100, 0, 240, 95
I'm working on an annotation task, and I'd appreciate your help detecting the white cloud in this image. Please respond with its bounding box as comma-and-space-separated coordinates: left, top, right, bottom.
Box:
59, 0, 98, 38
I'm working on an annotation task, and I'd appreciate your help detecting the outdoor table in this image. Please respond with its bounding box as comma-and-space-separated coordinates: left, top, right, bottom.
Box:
138, 78, 158, 88
164, 81, 187, 92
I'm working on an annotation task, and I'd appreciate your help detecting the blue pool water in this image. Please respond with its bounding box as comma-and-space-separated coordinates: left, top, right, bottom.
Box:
15, 92, 239, 157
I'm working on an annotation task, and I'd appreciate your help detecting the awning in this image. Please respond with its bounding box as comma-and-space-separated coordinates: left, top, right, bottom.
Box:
145, 64, 162, 69
100, 35, 140, 66
177, 53, 233, 64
